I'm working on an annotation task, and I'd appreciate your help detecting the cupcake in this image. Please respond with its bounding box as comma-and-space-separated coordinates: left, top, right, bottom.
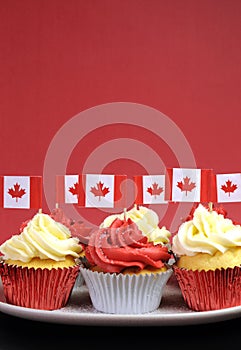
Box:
172, 203, 241, 311
0, 211, 82, 310
80, 215, 173, 314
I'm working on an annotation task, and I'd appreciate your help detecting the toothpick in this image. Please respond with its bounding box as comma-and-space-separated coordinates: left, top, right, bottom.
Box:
208, 202, 213, 212
134, 203, 139, 210
123, 207, 127, 221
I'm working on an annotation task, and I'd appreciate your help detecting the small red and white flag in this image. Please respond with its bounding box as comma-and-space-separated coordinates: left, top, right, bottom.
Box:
165, 168, 214, 202
215, 173, 241, 202
0, 176, 42, 209
78, 174, 127, 208
134, 175, 167, 204
56, 175, 79, 204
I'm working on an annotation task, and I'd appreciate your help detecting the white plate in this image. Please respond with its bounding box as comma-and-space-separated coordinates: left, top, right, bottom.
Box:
1, 275, 241, 326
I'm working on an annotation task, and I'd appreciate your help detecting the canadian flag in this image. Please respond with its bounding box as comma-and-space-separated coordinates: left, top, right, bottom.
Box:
165, 168, 214, 202
0, 176, 42, 209
134, 175, 167, 204
78, 174, 127, 208
56, 175, 79, 204
215, 173, 241, 202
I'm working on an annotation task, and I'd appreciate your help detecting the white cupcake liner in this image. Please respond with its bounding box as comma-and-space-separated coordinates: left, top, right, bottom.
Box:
80, 267, 172, 314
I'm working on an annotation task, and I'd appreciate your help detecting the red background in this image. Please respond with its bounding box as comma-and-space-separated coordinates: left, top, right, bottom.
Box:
1, 0, 241, 243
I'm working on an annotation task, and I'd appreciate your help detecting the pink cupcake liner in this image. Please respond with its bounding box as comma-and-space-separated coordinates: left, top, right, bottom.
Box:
0, 262, 80, 310
80, 267, 173, 314
173, 265, 241, 311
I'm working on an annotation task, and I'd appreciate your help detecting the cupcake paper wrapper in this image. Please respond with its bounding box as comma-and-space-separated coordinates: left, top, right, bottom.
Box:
80, 267, 173, 314
173, 265, 241, 311
0, 262, 80, 310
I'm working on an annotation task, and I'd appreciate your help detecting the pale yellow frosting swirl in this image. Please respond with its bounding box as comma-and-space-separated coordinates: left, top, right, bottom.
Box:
172, 204, 241, 256
100, 205, 171, 245
0, 213, 82, 263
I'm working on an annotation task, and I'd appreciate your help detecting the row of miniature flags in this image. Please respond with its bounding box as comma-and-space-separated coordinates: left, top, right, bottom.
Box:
1, 169, 241, 209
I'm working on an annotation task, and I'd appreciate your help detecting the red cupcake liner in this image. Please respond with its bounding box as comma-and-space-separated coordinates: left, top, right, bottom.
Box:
0, 261, 80, 310
173, 265, 241, 311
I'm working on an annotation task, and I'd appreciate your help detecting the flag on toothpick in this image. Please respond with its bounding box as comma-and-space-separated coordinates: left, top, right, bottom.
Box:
0, 176, 42, 209
165, 168, 214, 203
78, 174, 127, 208
134, 175, 167, 204
215, 173, 241, 202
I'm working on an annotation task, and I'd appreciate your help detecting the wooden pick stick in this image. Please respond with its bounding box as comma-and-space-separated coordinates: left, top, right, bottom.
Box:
123, 207, 127, 221
208, 202, 213, 212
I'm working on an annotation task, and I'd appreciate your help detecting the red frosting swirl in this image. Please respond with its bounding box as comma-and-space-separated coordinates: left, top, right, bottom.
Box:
84, 217, 171, 273
50, 208, 93, 246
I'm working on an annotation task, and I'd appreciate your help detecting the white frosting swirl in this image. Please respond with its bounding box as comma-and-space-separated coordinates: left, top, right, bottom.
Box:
0, 213, 82, 262
100, 205, 171, 245
172, 204, 241, 256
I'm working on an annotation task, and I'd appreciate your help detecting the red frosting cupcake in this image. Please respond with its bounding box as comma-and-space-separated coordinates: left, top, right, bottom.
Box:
80, 217, 173, 314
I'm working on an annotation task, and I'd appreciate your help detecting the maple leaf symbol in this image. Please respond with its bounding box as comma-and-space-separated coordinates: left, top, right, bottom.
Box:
8, 183, 26, 202
221, 179, 238, 197
69, 182, 79, 196
177, 176, 196, 196
147, 182, 163, 199
90, 181, 110, 201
